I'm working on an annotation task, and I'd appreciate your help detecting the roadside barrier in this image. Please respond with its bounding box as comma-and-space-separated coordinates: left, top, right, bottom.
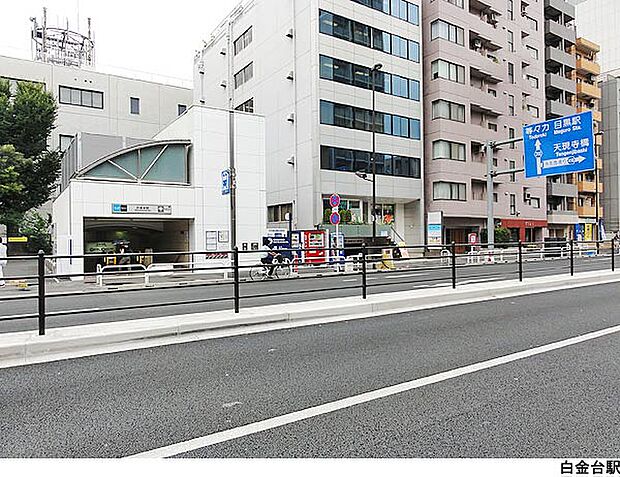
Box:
0, 238, 616, 336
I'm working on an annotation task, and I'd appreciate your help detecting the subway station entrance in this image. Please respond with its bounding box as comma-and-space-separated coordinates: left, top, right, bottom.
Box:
83, 218, 192, 272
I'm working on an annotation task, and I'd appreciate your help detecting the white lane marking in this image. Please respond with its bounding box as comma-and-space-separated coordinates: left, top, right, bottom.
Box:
384, 273, 430, 280
128, 323, 620, 458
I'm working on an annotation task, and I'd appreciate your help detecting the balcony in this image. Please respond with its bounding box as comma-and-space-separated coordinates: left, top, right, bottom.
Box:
545, 20, 576, 44
577, 205, 603, 218
544, 0, 575, 21
470, 0, 504, 14
546, 73, 576, 95
578, 180, 603, 194
549, 182, 577, 198
470, 88, 503, 117
578, 107, 602, 122
576, 57, 601, 76
470, 55, 504, 84
548, 210, 579, 225
546, 46, 576, 69
577, 81, 601, 100
547, 99, 576, 118
576, 37, 600, 55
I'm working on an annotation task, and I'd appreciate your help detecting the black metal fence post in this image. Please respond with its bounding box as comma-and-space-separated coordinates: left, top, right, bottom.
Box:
570, 239, 574, 276
37, 250, 46, 336
233, 247, 240, 313
361, 243, 368, 299
612, 238, 616, 272
518, 241, 523, 282
451, 242, 457, 289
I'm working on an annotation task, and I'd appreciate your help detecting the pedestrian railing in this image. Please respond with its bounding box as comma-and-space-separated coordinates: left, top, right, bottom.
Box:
0, 239, 617, 336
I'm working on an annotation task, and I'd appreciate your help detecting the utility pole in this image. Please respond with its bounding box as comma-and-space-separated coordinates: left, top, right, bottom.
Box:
371, 64, 382, 245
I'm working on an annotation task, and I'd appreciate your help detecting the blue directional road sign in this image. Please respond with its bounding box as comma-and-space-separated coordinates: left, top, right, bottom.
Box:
523, 111, 595, 179
221, 169, 231, 196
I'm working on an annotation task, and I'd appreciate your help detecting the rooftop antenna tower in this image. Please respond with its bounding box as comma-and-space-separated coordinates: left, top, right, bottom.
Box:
30, 7, 95, 68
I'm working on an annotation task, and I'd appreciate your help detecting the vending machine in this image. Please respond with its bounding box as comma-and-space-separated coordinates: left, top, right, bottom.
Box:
302, 230, 328, 264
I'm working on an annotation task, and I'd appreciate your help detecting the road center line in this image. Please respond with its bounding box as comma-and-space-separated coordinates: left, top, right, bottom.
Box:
127, 322, 620, 458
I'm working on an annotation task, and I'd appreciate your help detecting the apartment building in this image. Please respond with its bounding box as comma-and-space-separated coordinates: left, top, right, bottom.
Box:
0, 55, 193, 153
572, 37, 602, 241
195, 0, 424, 245
422, 0, 547, 244
543, 0, 577, 238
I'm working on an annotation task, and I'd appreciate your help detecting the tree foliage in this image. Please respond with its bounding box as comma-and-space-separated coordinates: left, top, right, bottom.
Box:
0, 79, 59, 231
19, 210, 53, 254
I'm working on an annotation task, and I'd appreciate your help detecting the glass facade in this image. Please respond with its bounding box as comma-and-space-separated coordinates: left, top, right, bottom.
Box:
321, 145, 421, 179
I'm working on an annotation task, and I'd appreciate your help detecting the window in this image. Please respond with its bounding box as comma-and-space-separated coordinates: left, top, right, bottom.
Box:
507, 30, 514, 52
431, 19, 464, 46
527, 16, 538, 31
431, 59, 465, 83
432, 140, 466, 161
530, 197, 541, 209
526, 45, 539, 60
320, 10, 420, 63
488, 122, 498, 131
508, 94, 515, 116
59, 134, 75, 152
234, 27, 253, 55
444, 0, 464, 7
431, 99, 465, 122
130, 97, 140, 115
234, 62, 254, 89
509, 127, 516, 149
527, 75, 539, 89
510, 194, 517, 215
321, 145, 420, 179
351, 0, 420, 25
508, 62, 515, 84
177, 104, 188, 116
433, 182, 466, 201
268, 203, 292, 223
527, 104, 540, 118
58, 85, 104, 109
509, 160, 516, 182
508, 0, 514, 20
320, 100, 420, 139
235, 98, 254, 113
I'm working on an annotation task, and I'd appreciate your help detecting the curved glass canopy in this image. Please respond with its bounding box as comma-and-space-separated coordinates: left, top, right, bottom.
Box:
78, 140, 191, 185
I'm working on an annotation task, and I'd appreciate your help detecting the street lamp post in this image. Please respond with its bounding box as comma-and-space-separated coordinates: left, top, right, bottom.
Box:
371, 63, 382, 245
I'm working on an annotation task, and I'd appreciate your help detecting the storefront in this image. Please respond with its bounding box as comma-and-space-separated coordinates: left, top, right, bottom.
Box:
500, 219, 547, 243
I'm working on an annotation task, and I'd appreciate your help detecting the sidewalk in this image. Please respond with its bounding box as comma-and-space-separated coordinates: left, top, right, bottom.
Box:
1, 269, 619, 369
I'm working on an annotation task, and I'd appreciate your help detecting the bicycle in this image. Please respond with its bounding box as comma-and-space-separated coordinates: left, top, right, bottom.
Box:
249, 257, 292, 281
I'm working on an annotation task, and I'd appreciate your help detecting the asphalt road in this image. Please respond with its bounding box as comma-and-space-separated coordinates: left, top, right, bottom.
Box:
1, 282, 619, 458
0, 254, 614, 334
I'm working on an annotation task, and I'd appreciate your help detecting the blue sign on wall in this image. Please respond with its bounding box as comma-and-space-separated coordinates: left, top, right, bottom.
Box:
221, 170, 231, 196
523, 111, 595, 179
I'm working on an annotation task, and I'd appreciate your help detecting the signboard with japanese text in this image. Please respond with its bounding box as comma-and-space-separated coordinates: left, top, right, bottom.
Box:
222, 170, 231, 195
112, 204, 172, 215
523, 111, 595, 179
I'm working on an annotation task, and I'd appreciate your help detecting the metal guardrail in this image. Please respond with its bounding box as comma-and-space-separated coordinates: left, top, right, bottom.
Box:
0, 239, 617, 336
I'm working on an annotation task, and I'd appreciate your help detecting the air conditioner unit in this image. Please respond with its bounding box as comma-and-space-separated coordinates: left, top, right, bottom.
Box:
287, 70, 294, 80
220, 47, 227, 56
286, 112, 295, 123
286, 28, 294, 38
220, 79, 228, 88
474, 39, 483, 49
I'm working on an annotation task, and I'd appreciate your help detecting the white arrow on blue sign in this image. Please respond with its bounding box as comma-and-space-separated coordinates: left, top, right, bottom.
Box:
523, 110, 595, 179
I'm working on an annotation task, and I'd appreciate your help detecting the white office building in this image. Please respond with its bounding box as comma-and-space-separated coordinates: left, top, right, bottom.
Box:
52, 105, 266, 276
195, 0, 424, 245
0, 54, 193, 153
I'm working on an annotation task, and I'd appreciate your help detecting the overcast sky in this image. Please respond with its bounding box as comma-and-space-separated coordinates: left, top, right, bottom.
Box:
0, 0, 240, 86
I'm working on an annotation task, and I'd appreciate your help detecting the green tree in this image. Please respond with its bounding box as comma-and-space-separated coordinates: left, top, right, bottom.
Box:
19, 210, 53, 254
0, 79, 59, 233
481, 227, 513, 246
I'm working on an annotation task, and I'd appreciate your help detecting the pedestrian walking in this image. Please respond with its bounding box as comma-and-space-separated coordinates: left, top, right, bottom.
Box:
0, 237, 7, 288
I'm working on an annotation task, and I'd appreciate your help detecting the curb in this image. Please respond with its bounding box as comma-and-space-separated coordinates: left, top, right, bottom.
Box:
1, 270, 619, 368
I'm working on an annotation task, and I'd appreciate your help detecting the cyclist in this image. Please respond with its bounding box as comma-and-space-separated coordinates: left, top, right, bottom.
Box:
260, 237, 283, 278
